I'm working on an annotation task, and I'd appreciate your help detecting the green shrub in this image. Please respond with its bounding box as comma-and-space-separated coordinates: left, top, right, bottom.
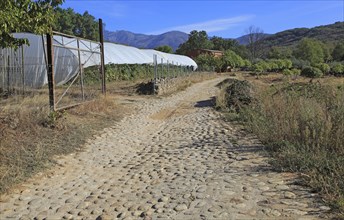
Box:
291, 58, 311, 70
221, 50, 244, 70
282, 69, 292, 76
291, 68, 301, 76
330, 63, 344, 76
301, 67, 323, 78
314, 63, 330, 75
195, 54, 219, 71
252, 63, 265, 75
252, 59, 293, 73
243, 59, 252, 69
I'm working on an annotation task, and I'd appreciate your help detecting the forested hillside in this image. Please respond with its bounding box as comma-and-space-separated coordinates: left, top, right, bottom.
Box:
261, 22, 344, 48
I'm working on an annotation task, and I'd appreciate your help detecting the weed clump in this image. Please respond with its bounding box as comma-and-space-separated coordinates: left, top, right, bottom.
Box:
216, 78, 254, 112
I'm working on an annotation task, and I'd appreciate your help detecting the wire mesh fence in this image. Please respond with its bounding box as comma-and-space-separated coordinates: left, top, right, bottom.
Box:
0, 33, 104, 111
51, 32, 103, 110
0, 47, 25, 97
1, 33, 213, 110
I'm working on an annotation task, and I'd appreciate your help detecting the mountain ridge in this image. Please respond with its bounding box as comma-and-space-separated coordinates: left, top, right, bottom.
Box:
261, 21, 344, 48
104, 30, 188, 51
103, 21, 344, 51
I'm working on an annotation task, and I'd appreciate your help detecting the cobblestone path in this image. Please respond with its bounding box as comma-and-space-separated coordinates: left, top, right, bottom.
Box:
0, 77, 331, 219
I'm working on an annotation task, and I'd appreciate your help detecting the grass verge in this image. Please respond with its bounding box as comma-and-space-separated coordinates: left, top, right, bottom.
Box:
216, 73, 344, 215
0, 94, 128, 194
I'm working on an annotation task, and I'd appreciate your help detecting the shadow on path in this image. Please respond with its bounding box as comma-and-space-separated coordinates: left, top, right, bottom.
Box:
194, 96, 216, 108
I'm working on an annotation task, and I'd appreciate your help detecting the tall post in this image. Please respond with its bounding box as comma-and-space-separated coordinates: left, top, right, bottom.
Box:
161, 58, 163, 82
99, 19, 106, 94
153, 54, 157, 94
172, 61, 175, 78
77, 39, 85, 100
21, 46, 25, 95
46, 33, 55, 111
7, 55, 10, 93
167, 60, 169, 81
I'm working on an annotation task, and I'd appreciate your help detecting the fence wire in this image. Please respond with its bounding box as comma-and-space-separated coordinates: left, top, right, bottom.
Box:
1, 47, 23, 96
51, 33, 103, 110
1, 33, 213, 110
0, 33, 104, 111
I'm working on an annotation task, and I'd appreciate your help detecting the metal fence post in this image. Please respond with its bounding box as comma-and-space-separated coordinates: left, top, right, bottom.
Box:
99, 19, 106, 94
172, 61, 174, 78
46, 33, 56, 111
176, 62, 178, 78
167, 60, 169, 81
21, 46, 25, 95
77, 39, 85, 100
153, 54, 157, 94
161, 58, 163, 82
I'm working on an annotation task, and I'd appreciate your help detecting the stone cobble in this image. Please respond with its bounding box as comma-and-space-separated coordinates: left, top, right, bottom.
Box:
0, 77, 330, 219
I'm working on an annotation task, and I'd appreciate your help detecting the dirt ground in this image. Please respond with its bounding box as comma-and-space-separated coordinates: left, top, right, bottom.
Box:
0, 75, 333, 219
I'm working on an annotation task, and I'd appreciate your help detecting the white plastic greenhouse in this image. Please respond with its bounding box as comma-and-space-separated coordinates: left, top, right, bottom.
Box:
0, 33, 197, 88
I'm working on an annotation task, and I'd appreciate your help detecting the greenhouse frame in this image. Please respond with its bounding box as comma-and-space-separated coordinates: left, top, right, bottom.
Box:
0, 33, 198, 89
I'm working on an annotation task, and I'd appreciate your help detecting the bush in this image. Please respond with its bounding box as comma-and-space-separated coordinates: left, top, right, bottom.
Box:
243, 59, 252, 69
301, 67, 323, 78
221, 50, 245, 72
215, 79, 254, 112
314, 63, 330, 75
330, 63, 344, 76
282, 69, 292, 76
252, 63, 265, 75
291, 58, 310, 69
291, 68, 301, 76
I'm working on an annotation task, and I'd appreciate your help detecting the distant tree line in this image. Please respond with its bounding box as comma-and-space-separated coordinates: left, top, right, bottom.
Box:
176, 29, 344, 77
53, 7, 100, 41
154, 45, 173, 53
1, 0, 343, 78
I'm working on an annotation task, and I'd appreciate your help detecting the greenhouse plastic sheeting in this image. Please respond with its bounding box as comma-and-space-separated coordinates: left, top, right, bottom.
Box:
141, 49, 197, 68
104, 43, 152, 64
0, 33, 197, 88
0, 33, 84, 88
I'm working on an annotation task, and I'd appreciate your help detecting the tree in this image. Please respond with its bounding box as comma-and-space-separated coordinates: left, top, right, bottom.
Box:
332, 41, 344, 61
155, 45, 173, 53
210, 36, 237, 51
246, 25, 265, 60
232, 44, 249, 60
79, 11, 99, 40
53, 7, 75, 35
293, 38, 325, 65
176, 30, 213, 55
53, 8, 99, 41
267, 46, 292, 59
194, 54, 221, 71
221, 50, 244, 70
0, 0, 64, 48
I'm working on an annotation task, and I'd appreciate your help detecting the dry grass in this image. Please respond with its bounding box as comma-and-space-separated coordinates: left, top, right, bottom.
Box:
217, 72, 344, 215
0, 93, 128, 194
0, 72, 215, 195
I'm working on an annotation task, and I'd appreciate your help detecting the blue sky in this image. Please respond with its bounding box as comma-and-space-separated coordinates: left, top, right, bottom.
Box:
61, 0, 344, 38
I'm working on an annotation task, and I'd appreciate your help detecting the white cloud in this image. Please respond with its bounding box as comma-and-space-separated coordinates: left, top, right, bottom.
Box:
83, 1, 127, 18
148, 15, 254, 34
